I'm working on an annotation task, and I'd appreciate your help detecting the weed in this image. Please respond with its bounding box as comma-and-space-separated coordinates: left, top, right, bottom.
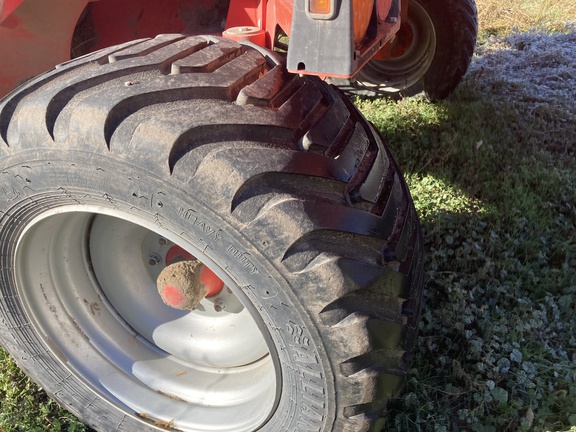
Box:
0, 348, 88, 431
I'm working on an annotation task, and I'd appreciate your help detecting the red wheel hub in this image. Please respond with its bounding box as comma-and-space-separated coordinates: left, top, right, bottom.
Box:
372, 22, 415, 61
390, 22, 415, 58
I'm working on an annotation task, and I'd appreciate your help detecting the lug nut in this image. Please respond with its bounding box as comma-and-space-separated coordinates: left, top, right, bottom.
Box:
159, 237, 167, 246
148, 253, 162, 266
214, 298, 227, 312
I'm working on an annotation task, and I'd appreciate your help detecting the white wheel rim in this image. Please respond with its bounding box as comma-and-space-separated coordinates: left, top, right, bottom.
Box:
14, 208, 279, 431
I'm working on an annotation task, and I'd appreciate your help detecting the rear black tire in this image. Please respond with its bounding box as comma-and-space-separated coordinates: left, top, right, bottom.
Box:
335, 0, 478, 100
0, 35, 423, 431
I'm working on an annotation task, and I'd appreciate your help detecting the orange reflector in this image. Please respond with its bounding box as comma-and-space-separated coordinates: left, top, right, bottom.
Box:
309, 0, 332, 15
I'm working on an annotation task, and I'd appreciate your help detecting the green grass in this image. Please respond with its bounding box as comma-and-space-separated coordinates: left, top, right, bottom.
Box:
0, 348, 88, 431
357, 85, 576, 431
356, 17, 576, 427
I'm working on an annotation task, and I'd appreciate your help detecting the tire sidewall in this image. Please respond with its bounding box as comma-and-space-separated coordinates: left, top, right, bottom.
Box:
0, 149, 335, 432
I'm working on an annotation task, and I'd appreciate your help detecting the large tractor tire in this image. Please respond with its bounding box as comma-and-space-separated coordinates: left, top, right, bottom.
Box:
0, 35, 423, 431
335, 0, 477, 100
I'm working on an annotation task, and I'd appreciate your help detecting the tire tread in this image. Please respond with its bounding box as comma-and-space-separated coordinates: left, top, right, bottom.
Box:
0, 34, 424, 431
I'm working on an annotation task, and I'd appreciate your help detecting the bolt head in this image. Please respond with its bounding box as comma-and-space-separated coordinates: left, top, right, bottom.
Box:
213, 298, 227, 312
148, 253, 162, 266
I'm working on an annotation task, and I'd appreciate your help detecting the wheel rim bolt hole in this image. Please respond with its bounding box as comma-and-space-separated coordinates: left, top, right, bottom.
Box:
148, 253, 162, 266
213, 298, 227, 312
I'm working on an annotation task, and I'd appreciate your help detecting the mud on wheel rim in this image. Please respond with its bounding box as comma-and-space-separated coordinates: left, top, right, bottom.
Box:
14, 207, 279, 431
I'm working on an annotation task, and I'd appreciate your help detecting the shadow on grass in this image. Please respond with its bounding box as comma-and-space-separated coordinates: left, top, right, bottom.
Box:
358, 28, 576, 432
